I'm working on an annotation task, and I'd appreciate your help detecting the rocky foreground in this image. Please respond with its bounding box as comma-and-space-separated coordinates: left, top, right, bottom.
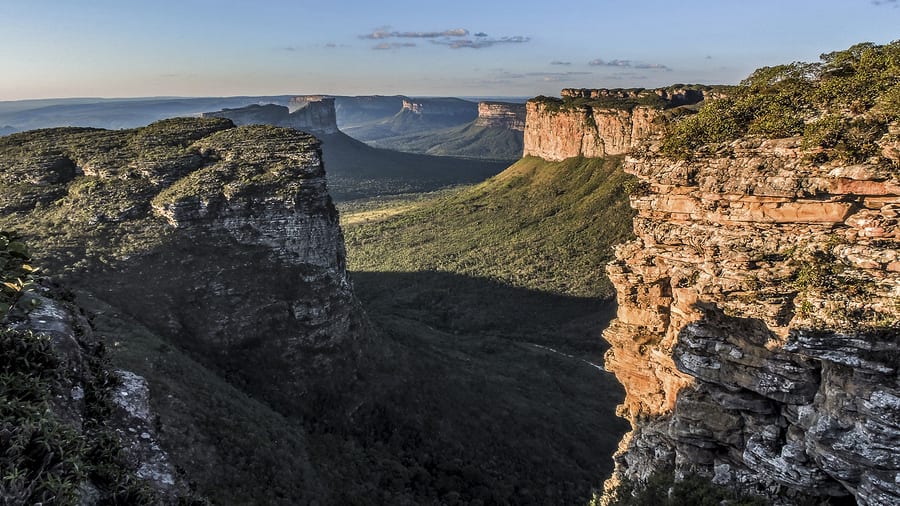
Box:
603, 136, 900, 504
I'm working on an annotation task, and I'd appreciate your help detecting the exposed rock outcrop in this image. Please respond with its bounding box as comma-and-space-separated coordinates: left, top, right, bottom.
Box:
523, 88, 711, 161
0, 118, 364, 415
603, 137, 900, 504
474, 102, 526, 131
202, 96, 338, 134
4, 286, 187, 504
400, 97, 478, 120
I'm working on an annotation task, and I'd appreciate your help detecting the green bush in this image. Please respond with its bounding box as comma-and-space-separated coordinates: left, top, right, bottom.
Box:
605, 471, 769, 505
660, 40, 900, 159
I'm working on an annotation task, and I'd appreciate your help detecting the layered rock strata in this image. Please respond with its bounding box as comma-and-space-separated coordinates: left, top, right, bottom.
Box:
524, 102, 664, 161
202, 96, 338, 134
474, 102, 526, 131
603, 137, 900, 504
400, 97, 477, 120
0, 118, 362, 414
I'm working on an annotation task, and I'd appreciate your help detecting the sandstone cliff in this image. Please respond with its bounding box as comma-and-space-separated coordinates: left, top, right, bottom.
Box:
523, 88, 709, 161
202, 96, 338, 134
400, 97, 477, 119
0, 118, 362, 413
474, 102, 526, 131
603, 137, 900, 504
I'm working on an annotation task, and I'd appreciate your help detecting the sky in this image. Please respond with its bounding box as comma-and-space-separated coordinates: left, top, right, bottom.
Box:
1, 0, 899, 100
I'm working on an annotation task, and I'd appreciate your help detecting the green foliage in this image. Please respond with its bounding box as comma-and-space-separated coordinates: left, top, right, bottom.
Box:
0, 231, 37, 318
343, 155, 636, 298
1, 328, 85, 504
661, 40, 900, 159
605, 471, 769, 506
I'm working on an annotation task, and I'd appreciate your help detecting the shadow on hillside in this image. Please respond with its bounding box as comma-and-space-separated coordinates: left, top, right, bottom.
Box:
351, 269, 617, 358
332, 270, 628, 504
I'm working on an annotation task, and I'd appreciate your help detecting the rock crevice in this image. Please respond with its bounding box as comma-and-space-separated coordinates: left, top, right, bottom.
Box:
603, 136, 900, 504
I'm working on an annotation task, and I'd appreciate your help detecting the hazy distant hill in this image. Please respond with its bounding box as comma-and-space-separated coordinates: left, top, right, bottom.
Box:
332, 95, 406, 127
319, 131, 508, 200
368, 122, 524, 161
0, 96, 294, 131
341, 97, 477, 141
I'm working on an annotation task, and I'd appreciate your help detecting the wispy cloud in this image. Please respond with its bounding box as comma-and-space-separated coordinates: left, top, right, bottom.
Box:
872, 0, 898, 6
589, 58, 671, 70
431, 35, 530, 49
373, 42, 417, 50
360, 28, 469, 39
550, 60, 571, 66
360, 27, 529, 50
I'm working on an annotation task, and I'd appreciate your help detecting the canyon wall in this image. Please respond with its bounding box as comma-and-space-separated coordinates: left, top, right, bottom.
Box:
603, 137, 900, 504
0, 118, 363, 413
523, 88, 714, 161
202, 97, 338, 134
400, 97, 478, 120
474, 102, 526, 131
523, 102, 663, 161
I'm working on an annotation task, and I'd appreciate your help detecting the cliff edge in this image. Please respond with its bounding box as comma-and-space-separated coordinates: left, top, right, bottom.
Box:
602, 42, 900, 505
0, 118, 363, 414
523, 87, 712, 161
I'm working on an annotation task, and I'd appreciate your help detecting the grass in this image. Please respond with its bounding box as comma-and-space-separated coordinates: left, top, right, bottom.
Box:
343, 155, 636, 298
367, 122, 524, 161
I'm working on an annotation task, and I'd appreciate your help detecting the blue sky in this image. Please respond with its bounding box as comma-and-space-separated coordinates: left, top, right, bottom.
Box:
1, 0, 898, 100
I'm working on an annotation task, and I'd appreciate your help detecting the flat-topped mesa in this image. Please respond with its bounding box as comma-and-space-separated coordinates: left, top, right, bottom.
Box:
0, 118, 363, 416
202, 97, 338, 135
400, 98, 478, 120
603, 135, 900, 504
524, 87, 711, 161
474, 102, 526, 131
285, 96, 339, 134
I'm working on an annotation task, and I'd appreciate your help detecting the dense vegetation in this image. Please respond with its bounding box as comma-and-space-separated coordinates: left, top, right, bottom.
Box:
662, 41, 900, 161
601, 472, 769, 506
0, 237, 172, 504
532, 84, 719, 112
343, 155, 636, 298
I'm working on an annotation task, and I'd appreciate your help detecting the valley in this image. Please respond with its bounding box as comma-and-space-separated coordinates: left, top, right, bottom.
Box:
2, 35, 899, 506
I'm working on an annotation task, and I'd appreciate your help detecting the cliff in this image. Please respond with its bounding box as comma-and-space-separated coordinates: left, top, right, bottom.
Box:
603, 137, 900, 504
0, 118, 363, 414
400, 97, 477, 119
474, 101, 526, 131
202, 96, 338, 134
523, 88, 710, 161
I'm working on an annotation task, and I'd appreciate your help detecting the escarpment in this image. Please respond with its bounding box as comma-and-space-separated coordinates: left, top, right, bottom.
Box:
523, 87, 710, 161
474, 101, 526, 131
202, 96, 339, 134
603, 137, 900, 504
0, 118, 364, 415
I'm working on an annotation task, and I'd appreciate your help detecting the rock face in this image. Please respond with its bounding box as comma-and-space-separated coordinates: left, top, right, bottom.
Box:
474, 102, 526, 131
603, 137, 900, 504
5, 287, 185, 503
523, 102, 661, 161
523, 88, 711, 161
202, 97, 338, 134
400, 97, 478, 120
0, 118, 363, 414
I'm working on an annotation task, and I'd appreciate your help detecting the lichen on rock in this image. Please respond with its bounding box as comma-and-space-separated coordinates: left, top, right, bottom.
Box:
602, 134, 900, 504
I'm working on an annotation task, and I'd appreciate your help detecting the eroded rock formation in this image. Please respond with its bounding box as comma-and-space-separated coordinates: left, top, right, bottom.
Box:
202, 96, 338, 134
603, 137, 900, 504
474, 102, 526, 131
0, 118, 363, 414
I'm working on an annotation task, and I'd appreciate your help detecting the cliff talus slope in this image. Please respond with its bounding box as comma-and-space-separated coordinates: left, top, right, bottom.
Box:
604, 137, 899, 504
